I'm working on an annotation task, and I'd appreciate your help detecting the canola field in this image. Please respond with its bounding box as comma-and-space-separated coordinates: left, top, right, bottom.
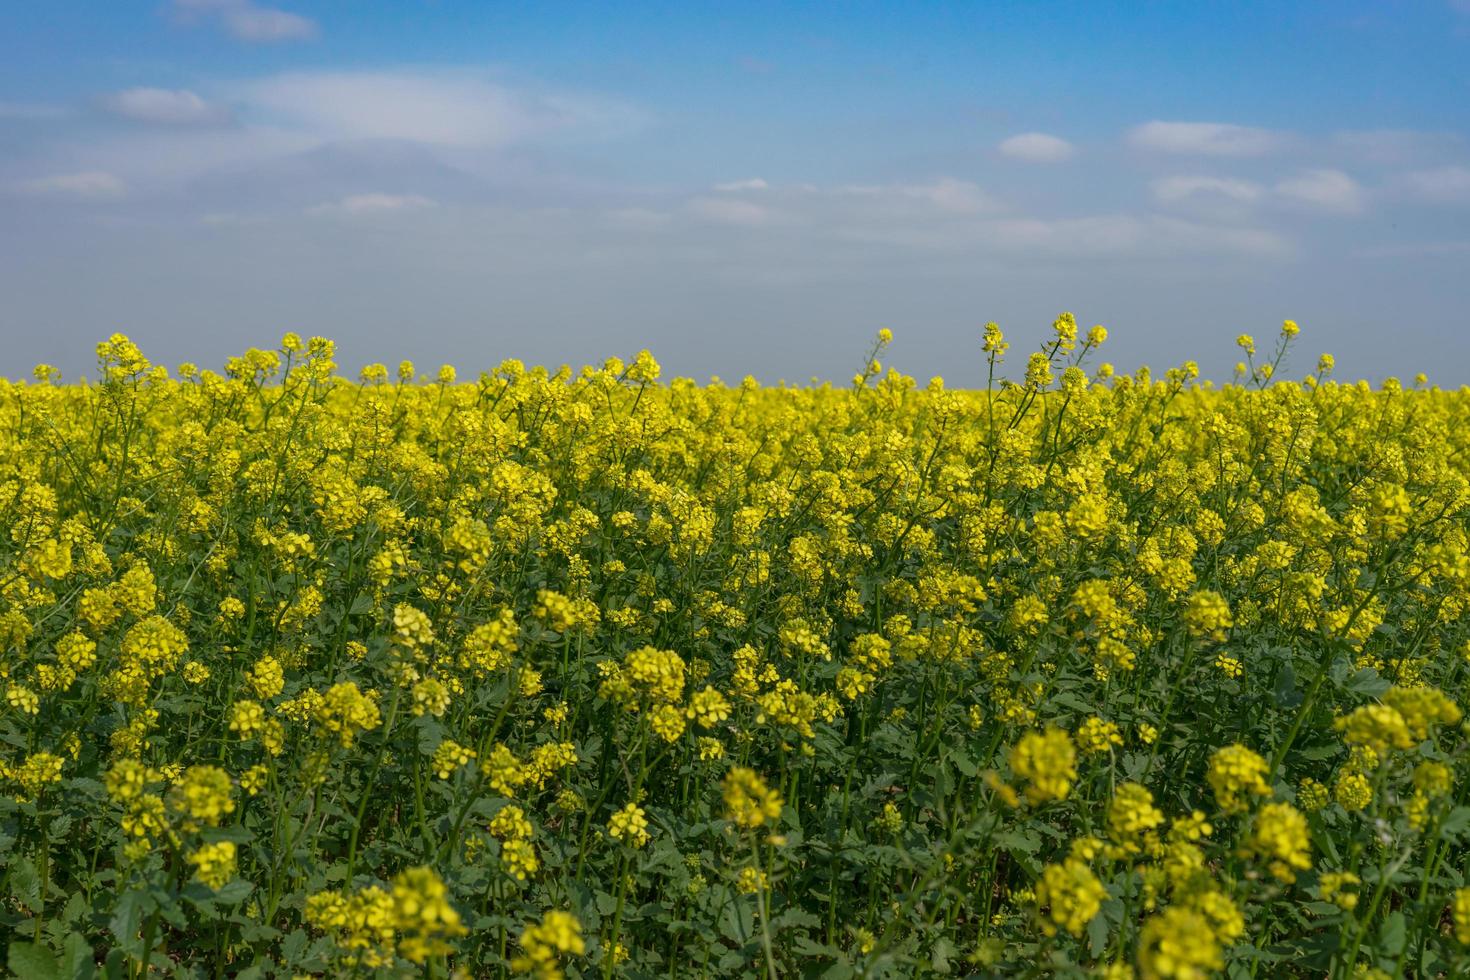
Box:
3, 320, 1470, 979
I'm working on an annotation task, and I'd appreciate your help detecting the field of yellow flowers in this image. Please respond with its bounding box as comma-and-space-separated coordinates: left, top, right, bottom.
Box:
2, 319, 1469, 979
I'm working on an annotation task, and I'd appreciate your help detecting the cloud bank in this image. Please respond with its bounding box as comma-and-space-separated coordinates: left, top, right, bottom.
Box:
100, 88, 232, 126
171, 0, 319, 43
998, 132, 1075, 163
1129, 121, 1285, 156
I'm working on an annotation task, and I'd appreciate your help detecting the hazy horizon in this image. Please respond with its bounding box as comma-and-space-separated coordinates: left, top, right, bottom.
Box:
2, 1, 1468, 385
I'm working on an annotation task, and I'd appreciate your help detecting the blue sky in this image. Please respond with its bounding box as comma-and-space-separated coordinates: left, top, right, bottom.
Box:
2, 1, 1468, 383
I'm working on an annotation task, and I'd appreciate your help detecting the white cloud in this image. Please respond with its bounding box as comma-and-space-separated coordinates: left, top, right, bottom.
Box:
1128, 120, 1284, 156
1028, 215, 1285, 256
899, 177, 994, 214
223, 6, 316, 41
1152, 176, 1264, 205
1399, 166, 1470, 204
1155, 171, 1368, 217
712, 178, 768, 192
1274, 169, 1366, 214
14, 171, 126, 200
1134, 216, 1290, 257
240, 70, 645, 148
1, 69, 648, 214
171, 0, 318, 42
100, 88, 230, 126
819, 178, 994, 211
833, 212, 1288, 258
998, 132, 1074, 163
307, 193, 437, 217
685, 196, 782, 226
675, 179, 1283, 258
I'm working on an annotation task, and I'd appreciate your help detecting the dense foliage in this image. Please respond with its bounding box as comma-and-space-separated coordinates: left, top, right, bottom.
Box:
3, 321, 1470, 979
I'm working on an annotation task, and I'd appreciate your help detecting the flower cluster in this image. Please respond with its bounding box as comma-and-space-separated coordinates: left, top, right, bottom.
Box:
3, 321, 1469, 977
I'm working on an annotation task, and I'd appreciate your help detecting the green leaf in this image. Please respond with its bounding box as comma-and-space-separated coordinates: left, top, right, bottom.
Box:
1087, 911, 1109, 959
279, 929, 308, 964
1342, 668, 1390, 698
819, 962, 857, 980
791, 936, 837, 958
1050, 692, 1093, 714
719, 895, 755, 944
594, 890, 618, 916
771, 908, 821, 932
204, 824, 255, 844
1273, 662, 1301, 708
1439, 807, 1470, 839
930, 935, 956, 974
933, 761, 955, 800
108, 889, 147, 953
236, 920, 281, 944
716, 949, 750, 974
1230, 942, 1287, 963
415, 715, 447, 755
1378, 911, 1406, 955
993, 829, 1041, 855
212, 879, 255, 905
7, 856, 41, 913
1297, 743, 1340, 761
59, 933, 94, 980
180, 883, 218, 915
8, 942, 61, 980
57, 891, 89, 928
